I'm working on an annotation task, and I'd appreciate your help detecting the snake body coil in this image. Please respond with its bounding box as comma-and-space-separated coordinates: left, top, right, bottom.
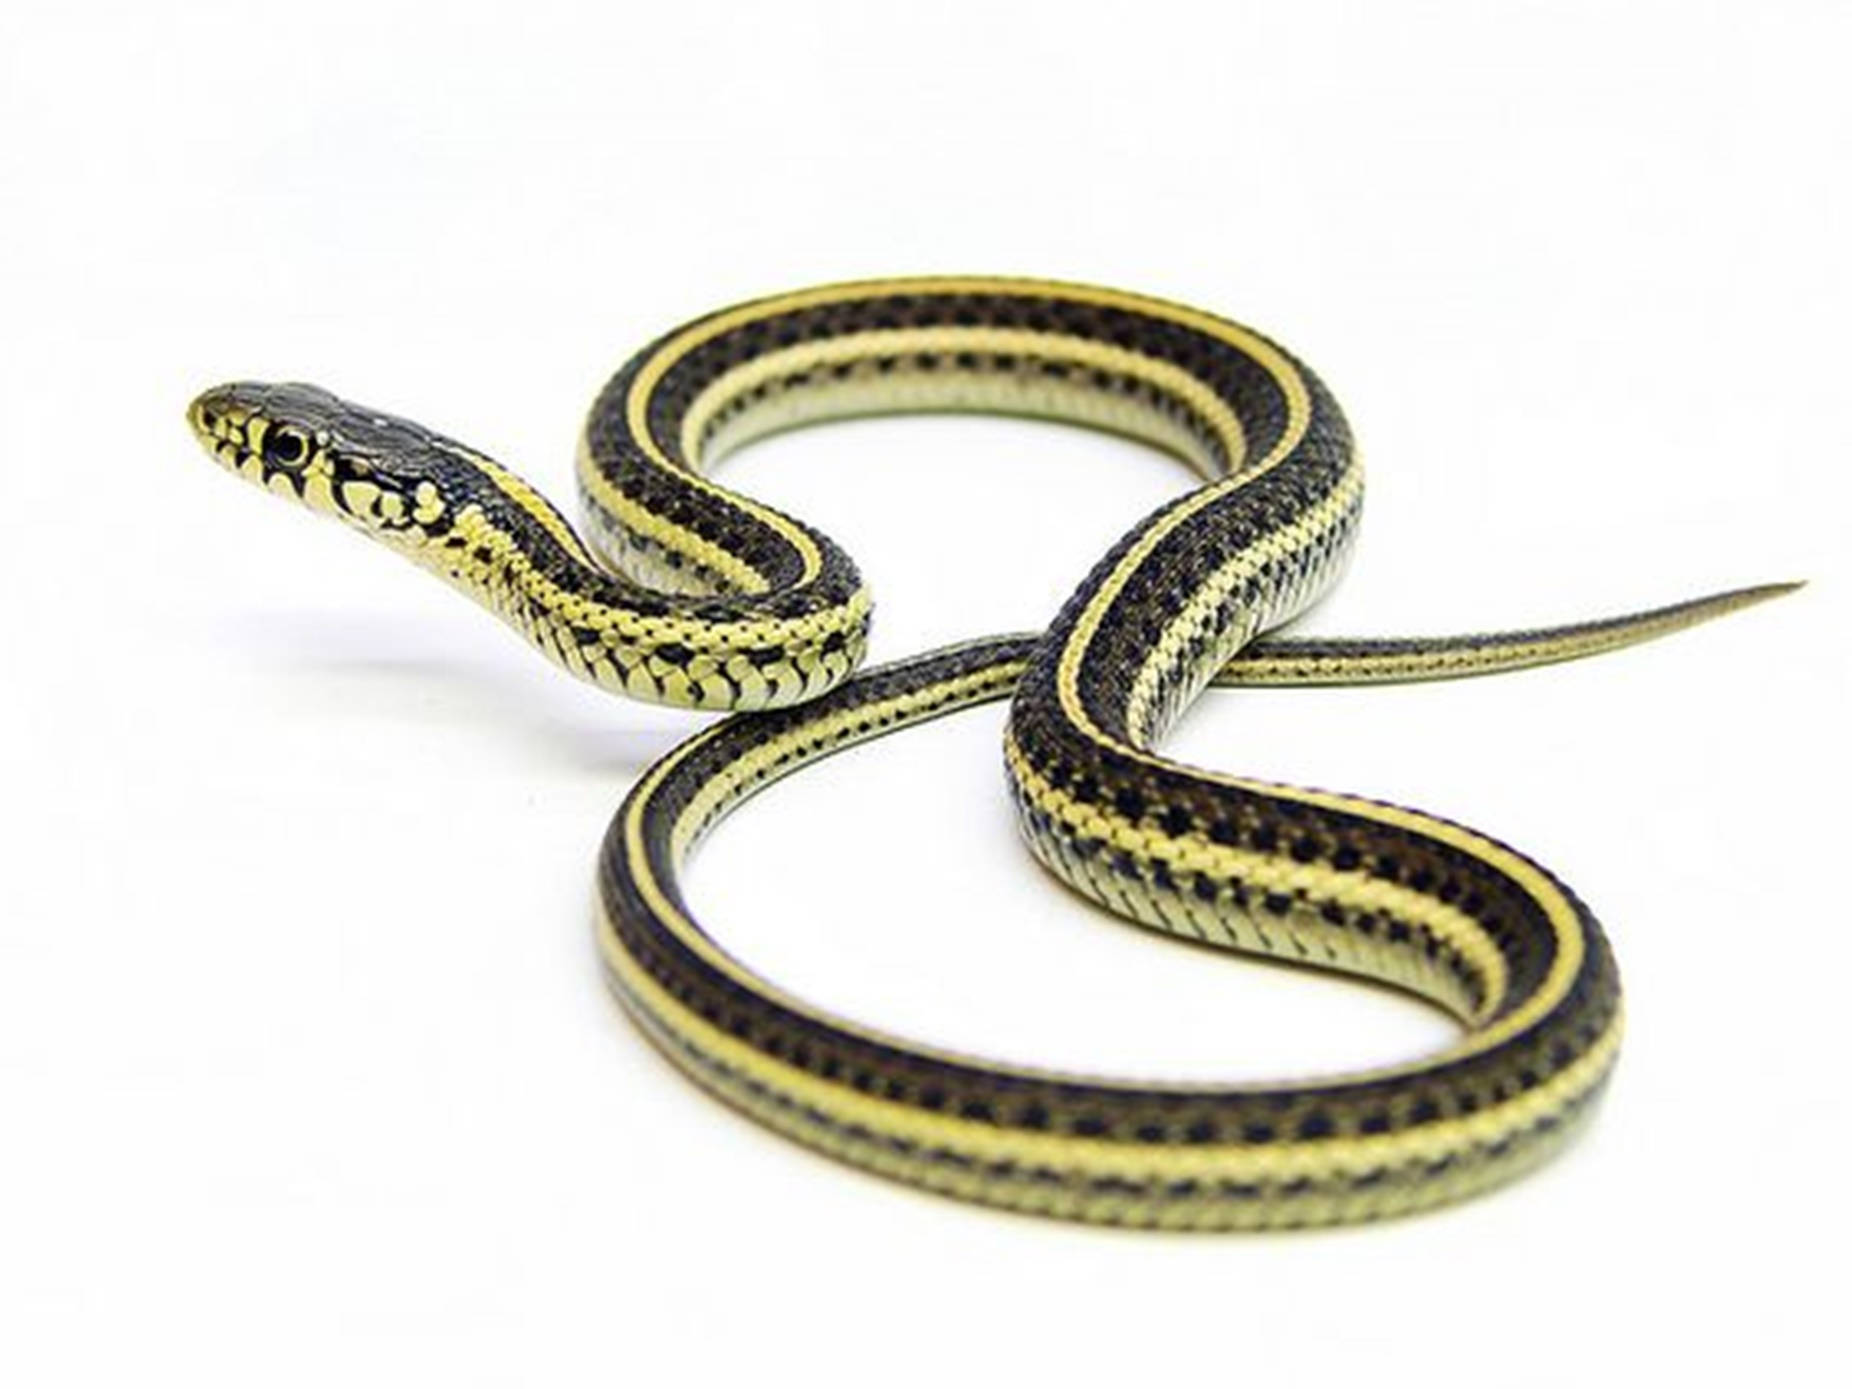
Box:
189, 277, 1792, 1228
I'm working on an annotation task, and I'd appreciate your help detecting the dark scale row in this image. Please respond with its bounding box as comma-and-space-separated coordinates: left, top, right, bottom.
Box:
689, 348, 1238, 480
582, 506, 746, 597
1010, 780, 1494, 1018
584, 369, 857, 611
607, 942, 1609, 1219
599, 665, 1618, 1151
601, 288, 1305, 577
1006, 721, 1567, 1011
1106, 476, 1361, 744
583, 285, 1325, 624
642, 289, 1301, 468
995, 298, 1355, 806
668, 649, 1025, 850
606, 845, 1613, 1154
1061, 455, 1358, 744
1008, 749, 1624, 1118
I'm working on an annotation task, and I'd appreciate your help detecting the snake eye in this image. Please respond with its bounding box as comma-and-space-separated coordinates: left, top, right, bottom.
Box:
264, 428, 307, 467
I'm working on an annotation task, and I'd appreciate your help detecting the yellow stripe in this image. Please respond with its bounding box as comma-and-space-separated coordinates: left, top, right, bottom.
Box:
1119, 466, 1363, 738
674, 325, 1249, 478
603, 276, 1315, 593
574, 435, 776, 593
999, 734, 1512, 1025
465, 448, 597, 566
613, 651, 1584, 1092
1050, 303, 1315, 740
599, 893, 1621, 1183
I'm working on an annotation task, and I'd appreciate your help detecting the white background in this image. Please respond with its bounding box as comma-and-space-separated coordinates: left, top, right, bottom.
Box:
4, 2, 1848, 1384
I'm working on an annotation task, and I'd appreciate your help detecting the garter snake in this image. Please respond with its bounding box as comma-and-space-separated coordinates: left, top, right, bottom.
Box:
188, 276, 1794, 1229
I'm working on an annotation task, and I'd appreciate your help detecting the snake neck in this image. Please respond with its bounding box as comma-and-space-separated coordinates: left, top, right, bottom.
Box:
392, 449, 870, 710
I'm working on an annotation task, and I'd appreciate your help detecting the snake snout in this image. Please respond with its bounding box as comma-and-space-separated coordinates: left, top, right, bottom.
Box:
187, 382, 278, 479
187, 384, 239, 447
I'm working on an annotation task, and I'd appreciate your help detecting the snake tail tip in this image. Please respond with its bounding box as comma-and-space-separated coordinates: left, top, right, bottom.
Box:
1740, 579, 1807, 604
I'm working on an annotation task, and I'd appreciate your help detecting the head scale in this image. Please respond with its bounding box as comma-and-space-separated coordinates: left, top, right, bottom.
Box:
187, 382, 456, 538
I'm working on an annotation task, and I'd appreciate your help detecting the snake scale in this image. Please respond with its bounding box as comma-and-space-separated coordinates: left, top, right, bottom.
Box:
188, 276, 1793, 1229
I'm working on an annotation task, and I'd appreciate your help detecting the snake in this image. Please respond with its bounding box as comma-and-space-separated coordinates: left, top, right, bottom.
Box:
187, 276, 1795, 1230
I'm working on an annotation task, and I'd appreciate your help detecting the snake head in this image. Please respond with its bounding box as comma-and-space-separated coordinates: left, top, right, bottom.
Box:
188, 381, 455, 539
